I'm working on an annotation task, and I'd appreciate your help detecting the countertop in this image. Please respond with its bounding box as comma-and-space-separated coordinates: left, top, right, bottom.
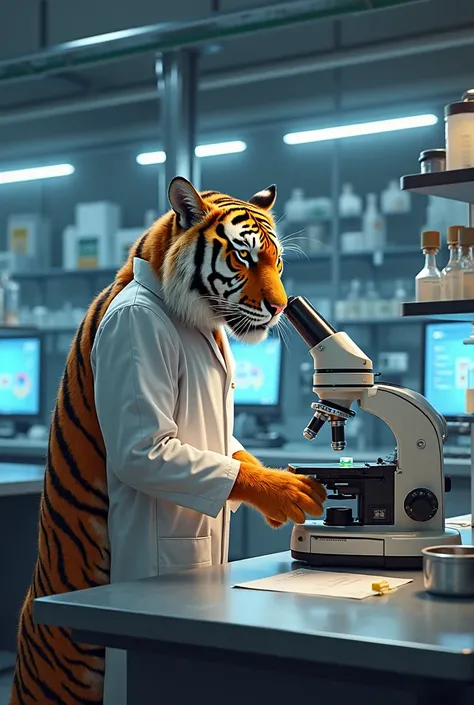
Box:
34, 523, 474, 682
0, 463, 44, 496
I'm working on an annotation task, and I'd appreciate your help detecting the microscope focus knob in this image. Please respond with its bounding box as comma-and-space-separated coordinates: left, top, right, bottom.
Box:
404, 488, 438, 522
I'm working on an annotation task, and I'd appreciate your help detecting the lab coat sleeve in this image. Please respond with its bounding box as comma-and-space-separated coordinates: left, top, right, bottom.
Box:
228, 437, 244, 513
93, 304, 240, 518
229, 436, 244, 456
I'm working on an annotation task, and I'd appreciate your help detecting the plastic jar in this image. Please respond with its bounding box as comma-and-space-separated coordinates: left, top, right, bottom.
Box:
419, 149, 446, 173
445, 91, 474, 170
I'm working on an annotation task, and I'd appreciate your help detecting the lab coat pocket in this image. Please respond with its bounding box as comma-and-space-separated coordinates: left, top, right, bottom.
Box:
158, 536, 212, 575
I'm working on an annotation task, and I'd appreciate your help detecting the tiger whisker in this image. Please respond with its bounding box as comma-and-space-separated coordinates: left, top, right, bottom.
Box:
278, 318, 292, 353
279, 228, 307, 243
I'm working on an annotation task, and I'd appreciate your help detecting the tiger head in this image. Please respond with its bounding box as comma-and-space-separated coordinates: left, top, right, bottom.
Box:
160, 177, 287, 343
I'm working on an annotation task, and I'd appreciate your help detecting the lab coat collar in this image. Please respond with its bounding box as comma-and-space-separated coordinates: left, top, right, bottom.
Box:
133, 256, 230, 375
133, 257, 164, 299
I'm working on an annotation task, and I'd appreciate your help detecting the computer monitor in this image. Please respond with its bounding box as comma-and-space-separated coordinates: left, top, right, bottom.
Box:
422, 321, 474, 421
0, 330, 43, 426
229, 334, 283, 419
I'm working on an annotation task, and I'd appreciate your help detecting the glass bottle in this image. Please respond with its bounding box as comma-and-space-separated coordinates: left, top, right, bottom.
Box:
389, 279, 407, 317
363, 193, 386, 250
345, 279, 362, 320
0, 272, 20, 325
459, 226, 474, 300
415, 230, 441, 302
363, 280, 380, 318
441, 225, 463, 300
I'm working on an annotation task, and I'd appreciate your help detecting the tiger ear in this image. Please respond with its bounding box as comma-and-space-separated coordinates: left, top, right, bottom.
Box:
249, 184, 277, 211
168, 177, 207, 229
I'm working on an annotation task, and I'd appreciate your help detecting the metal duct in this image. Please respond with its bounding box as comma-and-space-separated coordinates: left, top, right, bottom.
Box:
0, 0, 425, 84
0, 23, 470, 127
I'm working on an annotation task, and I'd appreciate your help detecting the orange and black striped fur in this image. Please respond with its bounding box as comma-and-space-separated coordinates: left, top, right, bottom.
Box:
10, 177, 292, 705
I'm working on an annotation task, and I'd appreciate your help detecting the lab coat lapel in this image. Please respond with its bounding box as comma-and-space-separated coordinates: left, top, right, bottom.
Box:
134, 256, 230, 375
202, 329, 228, 376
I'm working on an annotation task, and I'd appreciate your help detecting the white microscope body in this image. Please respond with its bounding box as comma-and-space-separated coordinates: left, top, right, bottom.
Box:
285, 296, 460, 569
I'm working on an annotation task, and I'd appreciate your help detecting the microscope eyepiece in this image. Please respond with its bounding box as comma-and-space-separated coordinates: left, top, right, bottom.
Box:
285, 296, 336, 348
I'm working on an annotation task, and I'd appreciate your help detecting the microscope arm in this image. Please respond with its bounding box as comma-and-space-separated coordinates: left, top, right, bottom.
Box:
359, 384, 446, 529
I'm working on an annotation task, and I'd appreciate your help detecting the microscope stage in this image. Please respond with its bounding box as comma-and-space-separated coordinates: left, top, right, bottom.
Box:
290, 462, 395, 473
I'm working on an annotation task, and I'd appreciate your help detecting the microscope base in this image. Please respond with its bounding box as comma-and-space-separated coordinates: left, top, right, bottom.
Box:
290, 522, 461, 570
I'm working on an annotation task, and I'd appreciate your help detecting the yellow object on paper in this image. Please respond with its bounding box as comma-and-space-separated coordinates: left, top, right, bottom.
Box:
234, 568, 412, 600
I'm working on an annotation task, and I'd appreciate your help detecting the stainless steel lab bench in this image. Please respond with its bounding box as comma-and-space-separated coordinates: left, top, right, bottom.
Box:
34, 522, 474, 705
0, 439, 470, 653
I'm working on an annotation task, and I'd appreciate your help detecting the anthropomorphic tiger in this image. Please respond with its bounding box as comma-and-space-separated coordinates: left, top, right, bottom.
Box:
10, 177, 325, 705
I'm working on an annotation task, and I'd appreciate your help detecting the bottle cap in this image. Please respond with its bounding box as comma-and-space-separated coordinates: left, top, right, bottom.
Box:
459, 226, 474, 246
447, 225, 463, 245
421, 230, 440, 249
462, 88, 474, 102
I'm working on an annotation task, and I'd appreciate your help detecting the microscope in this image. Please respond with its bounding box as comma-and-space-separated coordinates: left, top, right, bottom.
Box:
285, 296, 461, 569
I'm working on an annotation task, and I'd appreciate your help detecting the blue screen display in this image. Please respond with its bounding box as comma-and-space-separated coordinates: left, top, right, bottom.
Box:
0, 337, 41, 416
230, 336, 282, 407
424, 322, 474, 417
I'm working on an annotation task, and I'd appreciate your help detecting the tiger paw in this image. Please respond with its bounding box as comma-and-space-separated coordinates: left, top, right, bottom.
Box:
230, 463, 326, 525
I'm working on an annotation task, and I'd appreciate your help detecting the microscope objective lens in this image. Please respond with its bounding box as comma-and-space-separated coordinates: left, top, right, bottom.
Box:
331, 421, 346, 451
303, 413, 326, 440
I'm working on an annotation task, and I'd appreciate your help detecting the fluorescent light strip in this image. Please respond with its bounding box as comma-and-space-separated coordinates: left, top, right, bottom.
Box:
136, 140, 247, 165
0, 163, 75, 185
136, 151, 166, 165
195, 140, 246, 157
283, 114, 438, 145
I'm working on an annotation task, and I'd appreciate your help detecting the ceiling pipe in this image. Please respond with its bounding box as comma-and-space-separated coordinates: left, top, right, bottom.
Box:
0, 0, 424, 85
0, 24, 472, 128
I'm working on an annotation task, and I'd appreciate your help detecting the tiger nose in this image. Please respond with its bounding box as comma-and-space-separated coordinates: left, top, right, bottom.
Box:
264, 300, 286, 317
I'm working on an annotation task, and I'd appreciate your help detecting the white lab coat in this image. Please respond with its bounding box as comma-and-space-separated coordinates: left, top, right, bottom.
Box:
90, 256, 243, 705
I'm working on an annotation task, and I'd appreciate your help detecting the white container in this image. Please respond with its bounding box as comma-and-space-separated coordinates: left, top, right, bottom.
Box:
381, 180, 411, 215
363, 193, 386, 249
7, 213, 51, 271
115, 228, 143, 266
64, 201, 122, 270
338, 183, 362, 218
62, 225, 114, 270
284, 189, 308, 224
306, 224, 325, 253
445, 93, 474, 170
306, 197, 332, 222
75, 201, 121, 236
341, 231, 364, 253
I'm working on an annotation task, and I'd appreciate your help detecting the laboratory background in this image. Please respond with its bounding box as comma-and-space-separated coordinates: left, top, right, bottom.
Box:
1, 0, 474, 700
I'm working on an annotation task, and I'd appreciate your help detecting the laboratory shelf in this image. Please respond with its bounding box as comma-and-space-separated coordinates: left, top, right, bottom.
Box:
13, 267, 118, 280
400, 168, 474, 203
11, 246, 420, 275
341, 245, 419, 259
337, 316, 428, 325
285, 245, 420, 263
401, 299, 474, 321
284, 251, 331, 262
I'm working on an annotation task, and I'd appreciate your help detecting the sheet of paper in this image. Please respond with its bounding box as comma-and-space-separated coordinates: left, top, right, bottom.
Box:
446, 514, 473, 528
234, 568, 412, 600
